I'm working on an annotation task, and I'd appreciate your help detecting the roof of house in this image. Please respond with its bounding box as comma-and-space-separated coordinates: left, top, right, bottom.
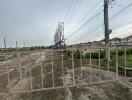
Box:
110, 37, 121, 41
124, 35, 132, 39
99, 39, 105, 42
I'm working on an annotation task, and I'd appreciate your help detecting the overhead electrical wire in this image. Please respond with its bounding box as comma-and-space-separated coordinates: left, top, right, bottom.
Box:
68, 3, 104, 32
72, 1, 132, 43
65, 0, 81, 27
67, 6, 104, 39
73, 24, 103, 43
64, 0, 74, 21
110, 1, 132, 19
67, 0, 116, 40
67, 0, 112, 42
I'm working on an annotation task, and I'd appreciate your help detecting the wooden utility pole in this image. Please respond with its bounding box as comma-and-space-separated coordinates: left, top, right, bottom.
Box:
104, 0, 110, 58
4, 37, 6, 51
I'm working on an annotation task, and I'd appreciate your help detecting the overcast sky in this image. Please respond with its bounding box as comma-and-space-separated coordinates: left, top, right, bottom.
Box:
0, 0, 132, 48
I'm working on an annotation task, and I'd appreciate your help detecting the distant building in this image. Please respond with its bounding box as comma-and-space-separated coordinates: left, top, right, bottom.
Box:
110, 37, 121, 46
121, 35, 132, 45
79, 42, 92, 46
67, 35, 132, 49
92, 41, 99, 46
99, 39, 105, 46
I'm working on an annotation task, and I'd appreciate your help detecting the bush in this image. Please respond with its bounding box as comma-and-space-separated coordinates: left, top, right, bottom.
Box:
118, 49, 124, 56
126, 48, 132, 55
91, 52, 99, 59
100, 51, 105, 58
74, 48, 132, 59
111, 49, 124, 56
64, 50, 71, 56
84, 52, 90, 59
83, 51, 105, 59
111, 48, 132, 57
74, 50, 80, 59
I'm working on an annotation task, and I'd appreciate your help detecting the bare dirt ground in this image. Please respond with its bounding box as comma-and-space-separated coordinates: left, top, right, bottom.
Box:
0, 50, 132, 100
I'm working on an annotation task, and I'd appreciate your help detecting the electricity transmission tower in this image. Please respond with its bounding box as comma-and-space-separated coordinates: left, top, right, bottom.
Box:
54, 22, 65, 49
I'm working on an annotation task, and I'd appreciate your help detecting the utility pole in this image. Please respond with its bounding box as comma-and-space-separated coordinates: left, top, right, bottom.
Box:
4, 37, 6, 51
104, 0, 110, 58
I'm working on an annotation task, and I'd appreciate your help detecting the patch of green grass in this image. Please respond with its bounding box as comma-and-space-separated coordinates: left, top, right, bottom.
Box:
7, 53, 17, 60
118, 55, 132, 68
82, 54, 132, 76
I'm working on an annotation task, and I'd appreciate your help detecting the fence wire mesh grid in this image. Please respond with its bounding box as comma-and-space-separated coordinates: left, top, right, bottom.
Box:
0, 47, 131, 100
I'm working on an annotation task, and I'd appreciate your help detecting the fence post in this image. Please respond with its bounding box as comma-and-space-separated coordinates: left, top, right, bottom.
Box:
80, 49, 83, 83
51, 50, 55, 87
116, 48, 119, 80
29, 53, 33, 90
124, 48, 127, 78
107, 48, 110, 80
89, 50, 92, 83
61, 50, 65, 86
72, 48, 75, 84
17, 52, 22, 90
90, 50, 92, 73
98, 49, 101, 80
5, 54, 10, 91
40, 52, 44, 88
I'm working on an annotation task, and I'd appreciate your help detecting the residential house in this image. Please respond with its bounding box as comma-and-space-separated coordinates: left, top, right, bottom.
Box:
122, 35, 132, 45
110, 37, 121, 46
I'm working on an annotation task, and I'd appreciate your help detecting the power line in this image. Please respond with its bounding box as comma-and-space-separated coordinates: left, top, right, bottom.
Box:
73, 24, 103, 43
110, 1, 132, 19
67, 0, 132, 43
108, 0, 116, 5
68, 0, 115, 38
71, 1, 132, 44
65, 0, 82, 29
73, 3, 104, 28
67, 0, 116, 39
66, 0, 118, 41
67, 7, 104, 39
64, 0, 74, 21
65, 0, 81, 27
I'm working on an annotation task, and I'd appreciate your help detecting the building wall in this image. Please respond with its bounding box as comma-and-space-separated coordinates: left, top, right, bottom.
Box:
110, 40, 121, 46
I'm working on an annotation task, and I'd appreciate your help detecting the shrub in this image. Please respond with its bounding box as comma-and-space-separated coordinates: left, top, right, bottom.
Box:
64, 50, 71, 56
100, 51, 105, 58
118, 49, 124, 56
84, 52, 90, 59
83, 51, 105, 59
91, 52, 99, 59
111, 49, 124, 57
74, 50, 80, 59
110, 48, 132, 57
126, 48, 132, 55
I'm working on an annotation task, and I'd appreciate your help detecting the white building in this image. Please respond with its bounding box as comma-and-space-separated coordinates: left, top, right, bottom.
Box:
122, 35, 132, 45
99, 39, 105, 46
110, 37, 121, 46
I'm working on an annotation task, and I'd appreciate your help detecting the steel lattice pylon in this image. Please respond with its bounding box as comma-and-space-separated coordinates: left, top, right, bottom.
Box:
54, 22, 65, 49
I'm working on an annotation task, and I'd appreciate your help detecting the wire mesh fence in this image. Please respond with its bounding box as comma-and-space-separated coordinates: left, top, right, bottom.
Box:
0, 47, 131, 99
